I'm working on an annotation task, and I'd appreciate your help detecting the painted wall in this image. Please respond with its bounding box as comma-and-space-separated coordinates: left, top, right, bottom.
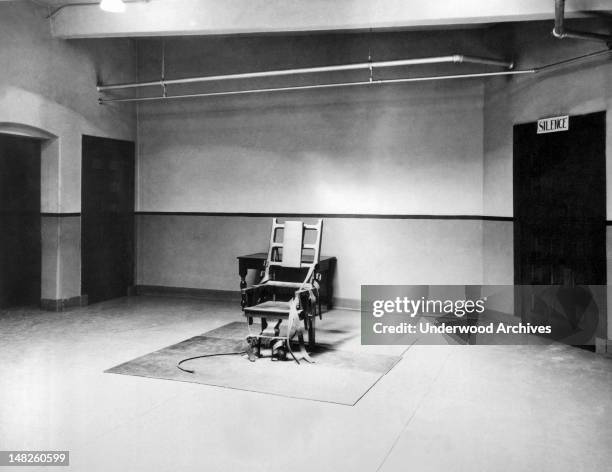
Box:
135, 31, 492, 303
137, 86, 484, 214
136, 31, 492, 216
137, 215, 485, 303
0, 1, 137, 300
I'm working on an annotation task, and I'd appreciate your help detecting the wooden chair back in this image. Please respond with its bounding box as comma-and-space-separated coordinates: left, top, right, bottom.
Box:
264, 218, 323, 285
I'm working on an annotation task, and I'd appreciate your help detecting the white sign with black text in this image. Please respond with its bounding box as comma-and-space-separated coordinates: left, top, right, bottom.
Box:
537, 115, 569, 134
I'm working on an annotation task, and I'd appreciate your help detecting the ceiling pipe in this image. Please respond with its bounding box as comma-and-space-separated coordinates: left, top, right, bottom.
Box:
97, 48, 612, 104
552, 0, 612, 45
96, 54, 513, 92
99, 69, 533, 104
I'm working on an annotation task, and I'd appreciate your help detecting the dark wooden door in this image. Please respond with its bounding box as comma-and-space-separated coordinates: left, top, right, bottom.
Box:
514, 111, 606, 286
82, 135, 135, 304
513, 112, 606, 345
0, 134, 41, 308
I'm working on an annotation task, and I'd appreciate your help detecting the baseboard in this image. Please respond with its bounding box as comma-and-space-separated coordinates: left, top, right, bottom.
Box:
41, 295, 88, 312
135, 285, 241, 302
332, 297, 360, 311
595, 337, 606, 355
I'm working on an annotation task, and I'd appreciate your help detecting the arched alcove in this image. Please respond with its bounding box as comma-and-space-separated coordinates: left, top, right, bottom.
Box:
0, 122, 62, 307
0, 122, 57, 140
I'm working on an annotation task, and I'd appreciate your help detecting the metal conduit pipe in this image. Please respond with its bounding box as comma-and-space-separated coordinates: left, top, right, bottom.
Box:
97, 48, 612, 104
96, 36, 612, 106
98, 69, 533, 104
553, 0, 612, 45
96, 54, 513, 92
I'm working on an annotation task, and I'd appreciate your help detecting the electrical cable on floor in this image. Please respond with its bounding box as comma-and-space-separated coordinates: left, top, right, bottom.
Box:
177, 351, 246, 374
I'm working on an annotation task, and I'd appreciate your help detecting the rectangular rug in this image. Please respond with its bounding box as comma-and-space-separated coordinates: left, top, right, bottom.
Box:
105, 322, 402, 405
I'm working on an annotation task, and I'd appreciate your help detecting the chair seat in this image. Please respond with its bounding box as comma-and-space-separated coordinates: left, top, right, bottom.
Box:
255, 281, 312, 290
244, 300, 301, 318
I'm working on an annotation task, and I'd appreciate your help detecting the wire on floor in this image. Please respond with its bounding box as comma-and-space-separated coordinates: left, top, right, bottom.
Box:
177, 351, 246, 374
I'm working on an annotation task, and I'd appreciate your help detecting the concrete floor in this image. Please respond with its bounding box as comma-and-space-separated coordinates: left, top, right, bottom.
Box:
1, 296, 611, 472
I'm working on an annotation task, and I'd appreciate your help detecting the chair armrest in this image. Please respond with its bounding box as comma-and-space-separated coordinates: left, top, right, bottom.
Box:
294, 288, 315, 312
241, 284, 268, 309
241, 285, 261, 294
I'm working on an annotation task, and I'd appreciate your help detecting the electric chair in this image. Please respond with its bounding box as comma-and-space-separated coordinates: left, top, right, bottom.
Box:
241, 219, 323, 364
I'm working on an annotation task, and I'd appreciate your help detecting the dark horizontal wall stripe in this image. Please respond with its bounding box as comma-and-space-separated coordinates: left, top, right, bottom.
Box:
135, 211, 514, 221
41, 212, 81, 217
3, 212, 80, 217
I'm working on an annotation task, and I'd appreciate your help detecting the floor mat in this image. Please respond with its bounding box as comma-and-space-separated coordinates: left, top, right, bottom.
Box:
105, 322, 401, 405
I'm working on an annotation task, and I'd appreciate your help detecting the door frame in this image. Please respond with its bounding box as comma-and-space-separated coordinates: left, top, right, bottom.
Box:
512, 110, 607, 346
81, 134, 136, 304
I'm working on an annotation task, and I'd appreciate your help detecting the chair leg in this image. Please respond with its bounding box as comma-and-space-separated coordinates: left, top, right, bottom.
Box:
308, 316, 316, 349
246, 336, 259, 362
257, 317, 268, 356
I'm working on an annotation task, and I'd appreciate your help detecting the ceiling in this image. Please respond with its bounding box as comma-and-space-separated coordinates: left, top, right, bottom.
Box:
18, 0, 612, 39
